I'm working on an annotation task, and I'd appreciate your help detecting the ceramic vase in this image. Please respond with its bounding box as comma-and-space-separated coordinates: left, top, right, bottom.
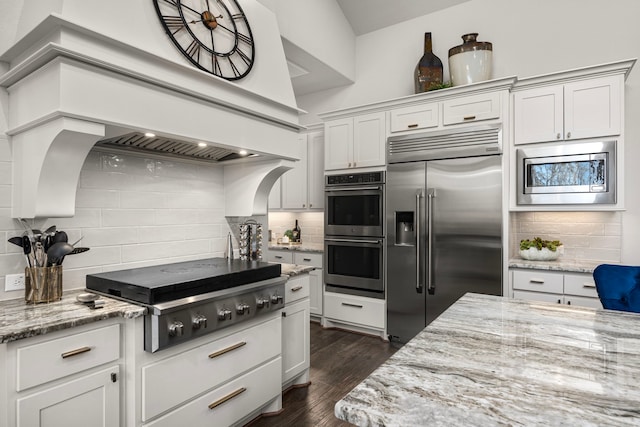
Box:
448, 33, 493, 86
414, 32, 443, 93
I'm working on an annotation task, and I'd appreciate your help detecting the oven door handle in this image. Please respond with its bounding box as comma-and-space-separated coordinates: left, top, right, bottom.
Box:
325, 238, 382, 245
325, 186, 382, 192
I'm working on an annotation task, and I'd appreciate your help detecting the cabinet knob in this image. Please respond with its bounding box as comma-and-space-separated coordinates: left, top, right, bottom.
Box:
557, 299, 561, 304
302, 204, 306, 208
309, 203, 313, 208
566, 132, 572, 138
353, 162, 357, 167
557, 133, 561, 139
348, 162, 352, 168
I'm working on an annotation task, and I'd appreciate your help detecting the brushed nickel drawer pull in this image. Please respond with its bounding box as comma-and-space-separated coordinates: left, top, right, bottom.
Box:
407, 124, 418, 128
208, 387, 246, 410
208, 342, 246, 359
583, 283, 596, 288
275, 255, 283, 259
303, 258, 311, 262
529, 278, 545, 284
342, 302, 363, 308
61, 346, 92, 359
463, 115, 476, 121
291, 285, 303, 292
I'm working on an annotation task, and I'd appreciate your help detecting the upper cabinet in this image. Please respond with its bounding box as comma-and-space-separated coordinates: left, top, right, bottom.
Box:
324, 112, 386, 170
513, 75, 622, 145
270, 126, 324, 210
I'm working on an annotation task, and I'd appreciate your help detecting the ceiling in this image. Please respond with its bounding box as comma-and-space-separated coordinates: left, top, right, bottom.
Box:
287, 0, 470, 96
336, 0, 470, 36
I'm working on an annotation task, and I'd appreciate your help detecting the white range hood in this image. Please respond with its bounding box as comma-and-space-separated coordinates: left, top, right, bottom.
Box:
0, 1, 302, 218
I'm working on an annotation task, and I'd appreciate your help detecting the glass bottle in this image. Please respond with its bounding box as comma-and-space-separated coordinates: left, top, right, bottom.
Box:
414, 32, 443, 93
292, 220, 301, 243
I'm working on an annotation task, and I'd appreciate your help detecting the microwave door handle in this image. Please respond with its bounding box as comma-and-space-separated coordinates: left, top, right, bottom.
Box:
416, 190, 423, 294
427, 188, 436, 295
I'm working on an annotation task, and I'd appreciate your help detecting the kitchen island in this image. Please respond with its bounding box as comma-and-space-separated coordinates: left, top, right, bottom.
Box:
335, 293, 640, 426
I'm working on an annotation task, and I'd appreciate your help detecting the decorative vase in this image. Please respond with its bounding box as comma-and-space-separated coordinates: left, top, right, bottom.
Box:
448, 33, 493, 86
414, 32, 443, 93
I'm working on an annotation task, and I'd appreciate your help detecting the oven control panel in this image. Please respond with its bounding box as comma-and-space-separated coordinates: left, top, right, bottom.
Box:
326, 171, 384, 186
144, 282, 285, 352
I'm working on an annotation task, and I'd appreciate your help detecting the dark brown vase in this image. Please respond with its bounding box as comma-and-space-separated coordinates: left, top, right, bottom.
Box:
414, 32, 443, 93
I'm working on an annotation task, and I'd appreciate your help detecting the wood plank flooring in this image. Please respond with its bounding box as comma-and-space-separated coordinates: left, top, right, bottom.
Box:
248, 322, 398, 427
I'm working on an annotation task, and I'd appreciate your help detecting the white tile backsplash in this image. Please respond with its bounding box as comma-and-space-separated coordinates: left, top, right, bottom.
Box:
267, 211, 324, 245
511, 211, 622, 263
0, 148, 237, 301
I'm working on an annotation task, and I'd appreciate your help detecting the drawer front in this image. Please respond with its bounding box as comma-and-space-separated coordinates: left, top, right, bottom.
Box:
293, 252, 322, 268
564, 273, 599, 298
16, 324, 120, 391
564, 295, 603, 309
390, 103, 439, 133
145, 357, 281, 427
266, 250, 293, 264
442, 92, 500, 126
142, 317, 281, 422
324, 292, 385, 329
285, 275, 310, 305
513, 290, 563, 305
512, 270, 563, 294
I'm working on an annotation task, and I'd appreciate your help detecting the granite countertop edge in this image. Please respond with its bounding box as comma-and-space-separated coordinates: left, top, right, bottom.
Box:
0, 289, 146, 344
280, 264, 315, 276
508, 258, 609, 274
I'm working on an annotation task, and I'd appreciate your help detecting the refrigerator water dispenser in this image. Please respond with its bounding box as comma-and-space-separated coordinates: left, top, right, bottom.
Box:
395, 212, 414, 245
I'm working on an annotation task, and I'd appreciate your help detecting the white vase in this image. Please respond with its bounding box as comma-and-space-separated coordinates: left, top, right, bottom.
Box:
448, 33, 493, 86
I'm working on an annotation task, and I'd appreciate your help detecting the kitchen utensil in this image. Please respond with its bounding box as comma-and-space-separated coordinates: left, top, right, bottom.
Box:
22, 236, 32, 268
58, 247, 90, 265
46, 242, 74, 266
52, 230, 68, 244
224, 233, 234, 261
8, 236, 23, 247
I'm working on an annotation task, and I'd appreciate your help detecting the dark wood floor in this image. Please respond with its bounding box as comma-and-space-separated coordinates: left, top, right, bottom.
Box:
248, 322, 398, 427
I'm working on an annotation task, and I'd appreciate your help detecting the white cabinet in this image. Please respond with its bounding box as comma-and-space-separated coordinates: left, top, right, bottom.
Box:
292, 252, 323, 318
325, 112, 385, 170
442, 91, 501, 126
511, 269, 602, 309
324, 292, 385, 330
5, 321, 122, 427
513, 75, 622, 145
282, 275, 310, 388
265, 250, 293, 264
271, 128, 324, 210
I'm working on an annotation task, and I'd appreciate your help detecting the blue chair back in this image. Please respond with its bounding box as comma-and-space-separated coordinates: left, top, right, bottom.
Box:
593, 264, 640, 313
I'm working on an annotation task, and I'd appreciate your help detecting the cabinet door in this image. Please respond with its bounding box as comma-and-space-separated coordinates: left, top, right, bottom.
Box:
389, 103, 439, 133
282, 135, 308, 209
17, 367, 119, 427
309, 269, 323, 316
353, 112, 386, 168
564, 75, 621, 140
265, 250, 294, 264
282, 299, 310, 384
513, 290, 563, 305
513, 86, 564, 144
324, 118, 353, 170
442, 92, 500, 126
307, 131, 325, 209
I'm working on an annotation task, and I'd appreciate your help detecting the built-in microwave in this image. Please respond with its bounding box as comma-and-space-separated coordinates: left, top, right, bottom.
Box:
516, 140, 616, 205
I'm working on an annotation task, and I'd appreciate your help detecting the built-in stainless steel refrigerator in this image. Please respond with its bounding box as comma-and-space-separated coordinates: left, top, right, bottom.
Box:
386, 125, 503, 343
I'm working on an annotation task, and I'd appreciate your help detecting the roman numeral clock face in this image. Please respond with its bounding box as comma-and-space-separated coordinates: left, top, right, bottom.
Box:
152, 0, 255, 80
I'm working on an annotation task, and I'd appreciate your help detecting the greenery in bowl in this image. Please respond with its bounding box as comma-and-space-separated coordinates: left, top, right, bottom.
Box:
284, 230, 294, 239
520, 237, 562, 252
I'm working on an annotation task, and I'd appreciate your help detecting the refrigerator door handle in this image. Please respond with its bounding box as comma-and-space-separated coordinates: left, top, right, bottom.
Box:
416, 190, 424, 294
427, 188, 436, 295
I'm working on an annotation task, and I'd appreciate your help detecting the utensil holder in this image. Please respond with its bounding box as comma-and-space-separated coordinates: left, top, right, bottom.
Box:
25, 266, 63, 304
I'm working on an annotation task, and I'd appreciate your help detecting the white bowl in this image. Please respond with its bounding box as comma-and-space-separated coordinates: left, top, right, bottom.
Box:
519, 246, 564, 261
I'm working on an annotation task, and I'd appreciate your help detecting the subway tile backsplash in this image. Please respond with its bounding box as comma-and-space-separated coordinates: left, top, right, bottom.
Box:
510, 211, 622, 263
268, 211, 324, 245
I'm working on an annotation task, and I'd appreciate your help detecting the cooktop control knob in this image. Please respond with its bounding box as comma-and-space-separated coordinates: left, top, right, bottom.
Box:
270, 294, 284, 305
256, 297, 270, 309
217, 308, 232, 321
236, 303, 251, 315
168, 320, 184, 337
192, 314, 207, 329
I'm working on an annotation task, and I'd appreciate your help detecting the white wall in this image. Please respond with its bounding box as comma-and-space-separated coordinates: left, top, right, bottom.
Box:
297, 0, 640, 264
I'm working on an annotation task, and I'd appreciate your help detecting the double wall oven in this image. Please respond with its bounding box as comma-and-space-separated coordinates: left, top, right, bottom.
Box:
324, 171, 385, 299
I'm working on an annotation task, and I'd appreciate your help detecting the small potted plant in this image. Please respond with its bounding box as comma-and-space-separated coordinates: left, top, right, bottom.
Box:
519, 237, 564, 261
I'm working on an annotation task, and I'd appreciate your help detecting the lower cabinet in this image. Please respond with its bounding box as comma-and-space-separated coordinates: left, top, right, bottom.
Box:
282, 275, 311, 389
309, 269, 323, 317
511, 269, 602, 309
4, 320, 123, 427
323, 292, 386, 338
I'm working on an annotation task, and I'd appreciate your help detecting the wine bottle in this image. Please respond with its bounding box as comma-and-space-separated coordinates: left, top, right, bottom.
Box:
414, 32, 443, 93
292, 220, 301, 243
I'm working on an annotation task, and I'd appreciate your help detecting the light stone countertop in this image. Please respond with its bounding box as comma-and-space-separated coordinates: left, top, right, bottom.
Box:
280, 263, 315, 277
0, 289, 146, 344
268, 243, 323, 253
335, 293, 640, 426
509, 257, 607, 274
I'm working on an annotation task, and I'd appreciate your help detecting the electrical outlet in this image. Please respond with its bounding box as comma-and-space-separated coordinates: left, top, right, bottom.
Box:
5, 273, 25, 291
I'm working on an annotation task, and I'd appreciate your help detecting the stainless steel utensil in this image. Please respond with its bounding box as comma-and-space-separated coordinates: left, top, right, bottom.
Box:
46, 242, 74, 266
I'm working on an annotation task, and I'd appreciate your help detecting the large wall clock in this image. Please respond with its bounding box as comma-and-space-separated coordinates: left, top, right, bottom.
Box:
152, 0, 255, 80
